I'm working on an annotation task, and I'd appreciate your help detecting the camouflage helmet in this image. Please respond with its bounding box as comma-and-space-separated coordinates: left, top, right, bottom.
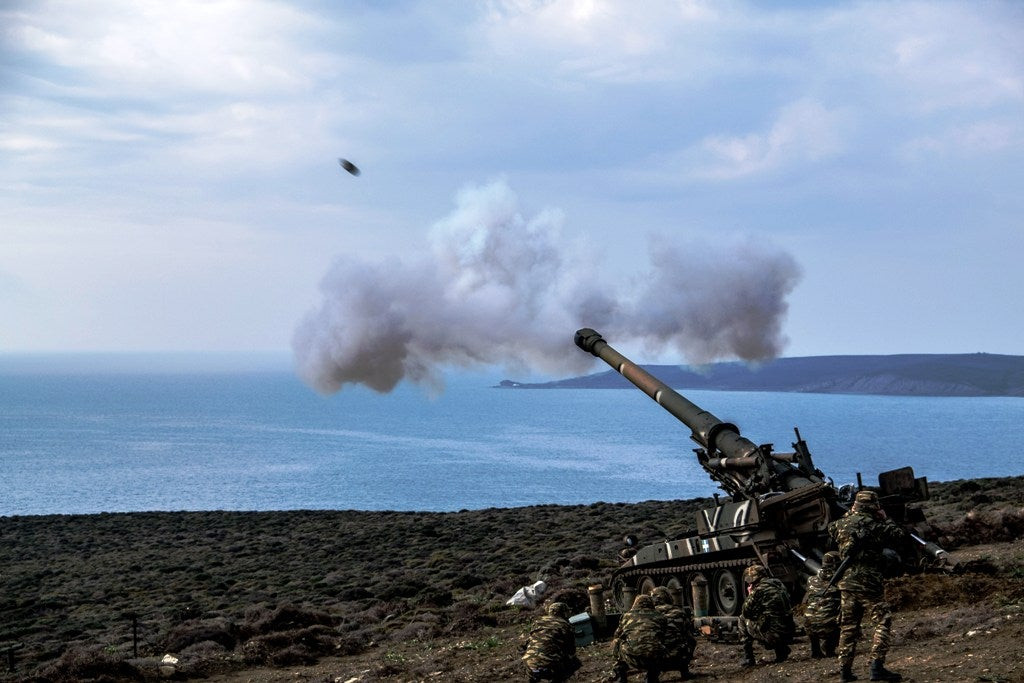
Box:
650, 586, 673, 606
631, 594, 655, 611
743, 564, 767, 585
546, 601, 571, 619
821, 551, 841, 569
853, 489, 880, 512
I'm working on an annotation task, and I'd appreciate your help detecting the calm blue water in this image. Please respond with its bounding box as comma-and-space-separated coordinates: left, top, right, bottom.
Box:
2, 366, 1023, 516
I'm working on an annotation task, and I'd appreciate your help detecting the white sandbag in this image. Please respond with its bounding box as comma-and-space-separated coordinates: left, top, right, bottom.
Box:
506, 579, 547, 607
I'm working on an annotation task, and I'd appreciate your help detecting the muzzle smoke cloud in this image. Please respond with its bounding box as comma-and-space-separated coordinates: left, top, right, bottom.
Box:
292, 180, 801, 394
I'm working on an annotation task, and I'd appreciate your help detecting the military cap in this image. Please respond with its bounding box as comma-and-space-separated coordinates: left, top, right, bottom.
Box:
631, 594, 655, 610
853, 489, 880, 511
650, 586, 673, 606
743, 564, 767, 585
821, 551, 841, 569
546, 601, 571, 619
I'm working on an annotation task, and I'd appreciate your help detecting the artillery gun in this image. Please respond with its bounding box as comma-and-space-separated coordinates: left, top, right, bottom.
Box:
574, 328, 948, 617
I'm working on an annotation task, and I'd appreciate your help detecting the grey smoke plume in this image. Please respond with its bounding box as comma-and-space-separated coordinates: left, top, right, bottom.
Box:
292, 180, 801, 394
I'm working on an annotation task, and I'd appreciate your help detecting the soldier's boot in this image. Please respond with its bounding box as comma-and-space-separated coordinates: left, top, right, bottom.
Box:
610, 664, 628, 683
741, 641, 756, 667
644, 670, 660, 683
679, 661, 693, 680
840, 663, 859, 682
810, 635, 824, 659
869, 659, 902, 681
774, 643, 791, 663
823, 632, 839, 658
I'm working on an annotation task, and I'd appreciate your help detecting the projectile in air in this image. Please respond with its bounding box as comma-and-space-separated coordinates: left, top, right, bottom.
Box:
338, 158, 361, 176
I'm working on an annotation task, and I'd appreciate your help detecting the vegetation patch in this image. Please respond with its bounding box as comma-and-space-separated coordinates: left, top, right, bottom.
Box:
1, 477, 1022, 681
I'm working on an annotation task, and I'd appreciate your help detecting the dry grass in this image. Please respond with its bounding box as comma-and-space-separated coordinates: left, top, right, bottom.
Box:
1, 477, 1022, 681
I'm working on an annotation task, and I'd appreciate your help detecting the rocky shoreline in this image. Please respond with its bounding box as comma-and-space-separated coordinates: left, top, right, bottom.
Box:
1, 475, 1022, 682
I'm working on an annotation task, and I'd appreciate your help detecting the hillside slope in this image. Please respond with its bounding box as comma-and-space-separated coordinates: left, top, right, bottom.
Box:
2, 476, 1022, 682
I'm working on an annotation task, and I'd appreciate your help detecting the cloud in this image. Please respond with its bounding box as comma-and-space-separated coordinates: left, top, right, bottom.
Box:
478, 0, 722, 84
1, 5, 361, 201
805, 2, 1024, 115
653, 98, 849, 181
900, 119, 1024, 159
2, 0, 1021, 359
882, 4, 1024, 112
8, 0, 331, 96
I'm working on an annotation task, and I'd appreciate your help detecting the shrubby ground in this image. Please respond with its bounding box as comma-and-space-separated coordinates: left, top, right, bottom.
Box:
1, 476, 1022, 682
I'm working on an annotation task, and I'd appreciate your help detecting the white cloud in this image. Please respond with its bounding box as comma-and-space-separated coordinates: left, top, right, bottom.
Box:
670, 99, 849, 180
479, 0, 722, 83
9, 0, 334, 97
890, 25, 1023, 112
900, 119, 1024, 159
1, 1, 357, 195
1, 0, 1022, 357
821, 1, 1024, 113
0, 133, 60, 153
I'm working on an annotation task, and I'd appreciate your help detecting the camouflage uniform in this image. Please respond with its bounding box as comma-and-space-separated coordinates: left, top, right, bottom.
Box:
522, 602, 581, 682
803, 551, 841, 658
827, 490, 907, 682
738, 564, 794, 665
611, 594, 667, 683
651, 586, 696, 680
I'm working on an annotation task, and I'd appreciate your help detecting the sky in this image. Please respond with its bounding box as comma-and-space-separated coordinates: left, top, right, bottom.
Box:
2, 0, 1023, 387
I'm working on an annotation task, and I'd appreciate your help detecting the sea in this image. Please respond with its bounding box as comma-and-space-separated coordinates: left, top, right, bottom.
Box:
2, 357, 1023, 517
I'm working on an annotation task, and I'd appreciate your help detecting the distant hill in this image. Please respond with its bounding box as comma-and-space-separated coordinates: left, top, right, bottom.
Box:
499, 353, 1024, 397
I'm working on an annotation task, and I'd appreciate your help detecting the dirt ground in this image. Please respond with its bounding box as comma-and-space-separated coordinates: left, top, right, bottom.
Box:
201, 541, 1024, 683
2, 476, 1022, 682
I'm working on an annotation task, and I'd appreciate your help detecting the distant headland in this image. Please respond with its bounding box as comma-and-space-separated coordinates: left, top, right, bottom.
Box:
499, 353, 1024, 397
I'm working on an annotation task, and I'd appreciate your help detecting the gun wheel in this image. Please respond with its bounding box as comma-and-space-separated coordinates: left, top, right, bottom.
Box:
664, 576, 686, 606
611, 576, 633, 611
712, 568, 742, 616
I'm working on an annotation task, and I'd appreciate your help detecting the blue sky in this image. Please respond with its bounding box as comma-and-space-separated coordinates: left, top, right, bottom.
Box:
2, 1, 1022, 380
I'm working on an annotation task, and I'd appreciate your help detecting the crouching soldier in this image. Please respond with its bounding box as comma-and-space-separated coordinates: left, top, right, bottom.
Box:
804, 551, 842, 659
523, 602, 582, 682
611, 594, 667, 683
650, 586, 696, 680
738, 564, 795, 666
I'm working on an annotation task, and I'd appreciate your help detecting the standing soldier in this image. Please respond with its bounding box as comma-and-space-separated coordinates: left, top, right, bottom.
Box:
803, 551, 842, 658
828, 489, 907, 682
738, 564, 795, 666
522, 601, 581, 682
610, 594, 667, 683
650, 586, 696, 680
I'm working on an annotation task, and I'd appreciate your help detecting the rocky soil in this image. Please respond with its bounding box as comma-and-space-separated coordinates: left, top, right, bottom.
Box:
1, 476, 1022, 683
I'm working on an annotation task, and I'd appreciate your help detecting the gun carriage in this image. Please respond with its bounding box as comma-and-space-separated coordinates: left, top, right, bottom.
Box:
574, 328, 948, 617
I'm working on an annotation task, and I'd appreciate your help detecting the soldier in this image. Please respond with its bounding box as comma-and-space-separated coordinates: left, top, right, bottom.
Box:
828, 489, 908, 682
618, 534, 639, 563
650, 586, 697, 680
611, 594, 667, 683
738, 564, 795, 667
803, 551, 842, 658
522, 601, 582, 682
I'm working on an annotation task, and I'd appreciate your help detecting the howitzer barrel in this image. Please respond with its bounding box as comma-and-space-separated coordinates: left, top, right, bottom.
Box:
575, 328, 758, 460
574, 328, 816, 494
